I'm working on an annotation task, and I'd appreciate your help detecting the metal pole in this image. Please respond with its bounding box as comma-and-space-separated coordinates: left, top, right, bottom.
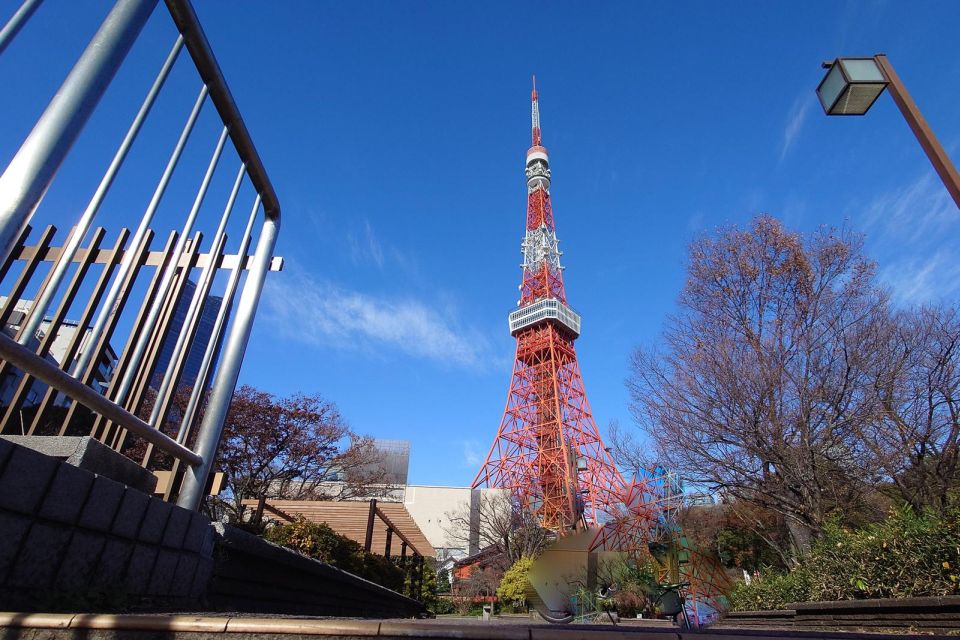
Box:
875, 54, 960, 209
164, 0, 279, 221
0, 0, 44, 55
18, 36, 184, 347
148, 163, 244, 429
70, 85, 207, 381
108, 126, 229, 410
176, 195, 259, 444
177, 213, 279, 510
0, 0, 158, 267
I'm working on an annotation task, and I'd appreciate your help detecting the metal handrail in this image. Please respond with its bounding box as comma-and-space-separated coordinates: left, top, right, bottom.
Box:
0, 0, 281, 510
164, 0, 280, 221
0, 333, 201, 466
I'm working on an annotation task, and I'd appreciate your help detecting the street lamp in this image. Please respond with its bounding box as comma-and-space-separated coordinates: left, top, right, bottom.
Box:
816, 54, 960, 208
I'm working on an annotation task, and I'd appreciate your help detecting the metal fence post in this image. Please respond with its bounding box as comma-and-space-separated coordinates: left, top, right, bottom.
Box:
69, 85, 207, 383
0, 0, 44, 55
176, 194, 260, 444
0, 0, 158, 266
177, 214, 280, 510
17, 36, 183, 349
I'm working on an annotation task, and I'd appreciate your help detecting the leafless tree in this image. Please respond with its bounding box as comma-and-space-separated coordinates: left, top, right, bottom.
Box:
863, 305, 960, 514
628, 216, 885, 555
607, 419, 658, 475
445, 490, 549, 564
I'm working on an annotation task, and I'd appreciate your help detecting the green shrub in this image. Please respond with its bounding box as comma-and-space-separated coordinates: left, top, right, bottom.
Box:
806, 504, 960, 601
729, 502, 960, 610
497, 556, 534, 608
728, 567, 812, 611
430, 596, 456, 615
264, 517, 404, 592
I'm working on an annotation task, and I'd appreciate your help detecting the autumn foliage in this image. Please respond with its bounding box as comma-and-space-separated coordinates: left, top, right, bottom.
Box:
215, 385, 392, 525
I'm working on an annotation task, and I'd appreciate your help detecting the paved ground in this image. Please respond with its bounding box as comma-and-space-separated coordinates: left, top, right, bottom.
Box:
3, 612, 942, 638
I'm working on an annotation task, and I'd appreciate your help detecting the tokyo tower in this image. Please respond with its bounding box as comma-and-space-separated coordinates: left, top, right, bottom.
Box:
472, 79, 635, 535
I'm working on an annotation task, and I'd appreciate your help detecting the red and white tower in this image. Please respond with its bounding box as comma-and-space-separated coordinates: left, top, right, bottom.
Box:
473, 80, 639, 534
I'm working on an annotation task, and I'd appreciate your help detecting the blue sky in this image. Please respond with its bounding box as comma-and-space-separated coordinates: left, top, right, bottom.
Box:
3, 1, 960, 487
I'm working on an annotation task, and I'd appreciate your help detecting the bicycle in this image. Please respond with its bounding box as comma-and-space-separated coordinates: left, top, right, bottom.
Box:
655, 581, 691, 629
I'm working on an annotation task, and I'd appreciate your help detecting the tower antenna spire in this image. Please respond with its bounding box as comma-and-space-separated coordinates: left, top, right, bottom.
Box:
531, 75, 542, 147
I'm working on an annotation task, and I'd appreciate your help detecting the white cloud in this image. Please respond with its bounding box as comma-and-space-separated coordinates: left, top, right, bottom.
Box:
686, 211, 705, 233
858, 172, 960, 304
780, 96, 813, 162
262, 270, 493, 369
880, 250, 960, 305
347, 218, 385, 268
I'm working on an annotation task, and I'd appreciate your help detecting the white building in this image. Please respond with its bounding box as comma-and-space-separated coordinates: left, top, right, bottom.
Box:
403, 485, 478, 561
0, 298, 116, 406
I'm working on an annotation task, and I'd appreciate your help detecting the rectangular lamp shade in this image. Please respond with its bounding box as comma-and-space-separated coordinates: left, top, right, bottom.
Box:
817, 57, 888, 115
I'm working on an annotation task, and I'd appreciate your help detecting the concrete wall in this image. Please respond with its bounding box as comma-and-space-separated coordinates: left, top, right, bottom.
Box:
403, 486, 475, 558
0, 437, 214, 610
719, 597, 960, 633
404, 486, 512, 560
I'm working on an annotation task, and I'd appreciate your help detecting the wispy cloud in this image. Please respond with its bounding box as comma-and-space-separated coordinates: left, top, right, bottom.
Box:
262, 270, 494, 369
780, 95, 813, 162
857, 172, 960, 304
460, 440, 484, 468
880, 250, 960, 305
347, 218, 385, 268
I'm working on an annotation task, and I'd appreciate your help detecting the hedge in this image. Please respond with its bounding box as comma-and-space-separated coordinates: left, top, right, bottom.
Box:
264, 516, 404, 592
729, 503, 960, 611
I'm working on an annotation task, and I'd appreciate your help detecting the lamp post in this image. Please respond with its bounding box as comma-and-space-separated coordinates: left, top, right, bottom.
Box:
816, 54, 960, 209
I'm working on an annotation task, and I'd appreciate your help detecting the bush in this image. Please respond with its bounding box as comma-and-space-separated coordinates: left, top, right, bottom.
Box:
436, 568, 451, 594
430, 596, 456, 615
728, 567, 812, 611
603, 557, 659, 618
497, 557, 534, 608
729, 503, 960, 610
807, 504, 960, 601
264, 517, 404, 592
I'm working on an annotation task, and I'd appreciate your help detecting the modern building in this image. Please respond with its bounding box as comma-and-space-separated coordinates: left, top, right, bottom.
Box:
150, 279, 223, 390
403, 485, 479, 561
354, 438, 410, 487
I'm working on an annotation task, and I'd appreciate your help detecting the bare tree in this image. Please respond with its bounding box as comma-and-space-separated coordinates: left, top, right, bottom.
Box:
607, 419, 657, 475
628, 216, 885, 555
864, 305, 960, 514
445, 490, 549, 564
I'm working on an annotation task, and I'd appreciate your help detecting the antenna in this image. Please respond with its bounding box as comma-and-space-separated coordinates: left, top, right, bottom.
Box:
531, 75, 541, 146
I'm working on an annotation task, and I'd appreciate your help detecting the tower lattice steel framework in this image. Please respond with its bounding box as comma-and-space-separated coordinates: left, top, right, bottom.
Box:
472, 80, 659, 537
471, 81, 732, 622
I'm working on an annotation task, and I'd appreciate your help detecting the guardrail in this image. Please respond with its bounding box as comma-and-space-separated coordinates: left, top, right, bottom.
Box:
0, 0, 281, 510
